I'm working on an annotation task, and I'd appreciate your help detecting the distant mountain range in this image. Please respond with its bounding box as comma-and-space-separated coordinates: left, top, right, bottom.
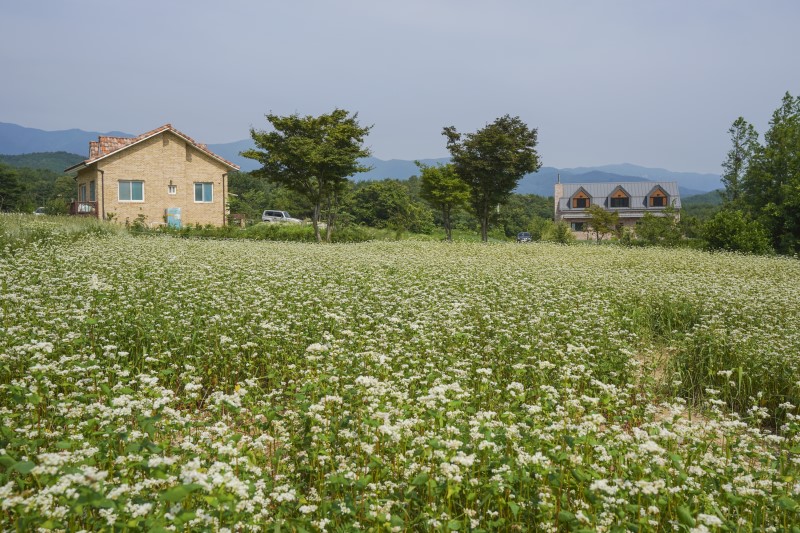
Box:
0, 122, 722, 196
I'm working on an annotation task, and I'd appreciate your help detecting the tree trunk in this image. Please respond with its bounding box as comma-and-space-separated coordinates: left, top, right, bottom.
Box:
324, 193, 336, 243
442, 207, 452, 241
312, 203, 322, 243
480, 205, 489, 242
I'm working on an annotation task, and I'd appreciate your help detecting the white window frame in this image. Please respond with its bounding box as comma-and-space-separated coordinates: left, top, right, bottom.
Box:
194, 182, 213, 203
119, 180, 145, 202
168, 184, 177, 195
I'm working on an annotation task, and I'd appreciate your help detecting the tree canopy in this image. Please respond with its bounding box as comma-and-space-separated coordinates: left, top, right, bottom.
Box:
719, 92, 800, 254
443, 115, 541, 241
242, 109, 372, 242
416, 162, 469, 241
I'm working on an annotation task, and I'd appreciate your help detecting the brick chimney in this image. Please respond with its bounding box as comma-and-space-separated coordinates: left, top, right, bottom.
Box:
554, 176, 563, 221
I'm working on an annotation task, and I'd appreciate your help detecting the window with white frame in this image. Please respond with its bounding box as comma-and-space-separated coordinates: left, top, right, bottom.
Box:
89, 181, 96, 202
168, 184, 177, 195
119, 180, 144, 202
194, 182, 213, 202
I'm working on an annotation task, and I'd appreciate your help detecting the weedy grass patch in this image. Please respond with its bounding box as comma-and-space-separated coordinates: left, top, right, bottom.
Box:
1, 222, 800, 531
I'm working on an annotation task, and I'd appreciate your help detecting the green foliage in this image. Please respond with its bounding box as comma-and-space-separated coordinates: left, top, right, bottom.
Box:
351, 179, 434, 235
496, 194, 552, 238
0, 151, 84, 173
721, 118, 759, 204
243, 109, 372, 242
729, 92, 800, 254
443, 115, 542, 241
635, 206, 682, 247
586, 204, 619, 242
0, 163, 24, 211
543, 220, 575, 243
416, 162, 469, 241
703, 209, 772, 254
527, 215, 552, 241
682, 190, 723, 225
227, 171, 313, 223
0, 213, 120, 253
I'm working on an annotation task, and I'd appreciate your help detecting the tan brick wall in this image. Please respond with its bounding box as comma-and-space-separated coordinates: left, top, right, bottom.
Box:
77, 131, 230, 227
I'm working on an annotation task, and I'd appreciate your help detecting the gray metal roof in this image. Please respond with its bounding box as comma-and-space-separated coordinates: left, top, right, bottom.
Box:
558, 181, 681, 211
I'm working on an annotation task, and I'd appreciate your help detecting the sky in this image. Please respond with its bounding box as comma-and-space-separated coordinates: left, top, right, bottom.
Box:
2, 1, 799, 174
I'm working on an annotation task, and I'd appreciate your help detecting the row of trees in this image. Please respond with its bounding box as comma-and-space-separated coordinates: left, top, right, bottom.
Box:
228, 171, 553, 240
0, 162, 76, 213
243, 111, 541, 242
715, 92, 800, 254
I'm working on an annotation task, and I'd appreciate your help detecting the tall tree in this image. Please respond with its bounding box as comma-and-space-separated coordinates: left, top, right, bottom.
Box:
443, 115, 541, 241
721, 117, 759, 205
416, 162, 469, 241
739, 92, 800, 253
0, 164, 23, 212
242, 109, 372, 242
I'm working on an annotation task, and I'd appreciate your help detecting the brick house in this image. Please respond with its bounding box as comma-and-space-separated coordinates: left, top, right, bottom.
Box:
554, 181, 681, 238
65, 124, 239, 227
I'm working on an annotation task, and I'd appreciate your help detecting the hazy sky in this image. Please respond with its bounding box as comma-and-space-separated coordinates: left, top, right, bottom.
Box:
2, 1, 799, 173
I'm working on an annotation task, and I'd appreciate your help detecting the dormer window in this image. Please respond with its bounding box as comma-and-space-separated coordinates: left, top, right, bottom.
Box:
649, 186, 669, 207
609, 187, 630, 208
571, 189, 590, 209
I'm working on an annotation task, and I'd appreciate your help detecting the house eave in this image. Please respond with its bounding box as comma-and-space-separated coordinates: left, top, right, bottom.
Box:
63, 126, 240, 173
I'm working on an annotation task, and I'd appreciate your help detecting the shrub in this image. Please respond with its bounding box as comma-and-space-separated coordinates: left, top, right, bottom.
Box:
543, 221, 575, 243
703, 209, 772, 254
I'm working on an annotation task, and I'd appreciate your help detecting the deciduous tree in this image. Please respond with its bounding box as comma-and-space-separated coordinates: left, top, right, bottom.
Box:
721, 117, 759, 205
0, 164, 22, 212
586, 204, 619, 243
443, 116, 541, 242
416, 162, 469, 241
242, 109, 372, 242
736, 92, 800, 253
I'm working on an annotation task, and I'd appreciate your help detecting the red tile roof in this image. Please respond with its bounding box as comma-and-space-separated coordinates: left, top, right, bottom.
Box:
67, 124, 239, 171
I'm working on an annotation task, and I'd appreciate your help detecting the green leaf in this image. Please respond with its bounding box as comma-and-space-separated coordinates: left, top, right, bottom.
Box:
0, 455, 16, 468
160, 486, 189, 503
91, 498, 116, 509
447, 519, 462, 530
508, 501, 520, 517
11, 461, 35, 475
411, 472, 429, 486
558, 510, 576, 524
446, 483, 461, 498
677, 506, 695, 527
778, 496, 798, 511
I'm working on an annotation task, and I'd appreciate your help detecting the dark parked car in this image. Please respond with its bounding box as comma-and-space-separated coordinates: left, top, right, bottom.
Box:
516, 232, 532, 243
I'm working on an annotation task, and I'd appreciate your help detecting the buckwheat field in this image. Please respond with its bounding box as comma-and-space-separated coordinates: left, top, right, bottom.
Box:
2, 218, 800, 531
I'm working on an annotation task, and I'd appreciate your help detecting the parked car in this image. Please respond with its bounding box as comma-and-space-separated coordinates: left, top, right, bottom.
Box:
33, 207, 46, 216
516, 231, 532, 243
262, 210, 302, 223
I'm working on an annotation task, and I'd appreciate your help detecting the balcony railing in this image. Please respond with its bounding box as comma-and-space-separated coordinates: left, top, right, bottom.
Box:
69, 201, 98, 216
